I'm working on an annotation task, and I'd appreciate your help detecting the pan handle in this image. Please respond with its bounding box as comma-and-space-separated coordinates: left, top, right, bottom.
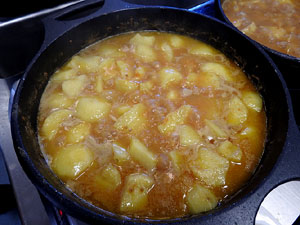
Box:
41, 0, 140, 47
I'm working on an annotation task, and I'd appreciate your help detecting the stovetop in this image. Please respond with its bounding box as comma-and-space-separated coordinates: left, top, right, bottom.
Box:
0, 1, 299, 225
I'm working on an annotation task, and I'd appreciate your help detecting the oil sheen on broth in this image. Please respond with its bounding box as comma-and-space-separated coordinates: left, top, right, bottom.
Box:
222, 0, 300, 58
38, 32, 266, 219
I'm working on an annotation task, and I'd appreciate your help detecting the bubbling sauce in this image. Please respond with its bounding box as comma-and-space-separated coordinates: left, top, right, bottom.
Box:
223, 0, 300, 58
38, 32, 266, 219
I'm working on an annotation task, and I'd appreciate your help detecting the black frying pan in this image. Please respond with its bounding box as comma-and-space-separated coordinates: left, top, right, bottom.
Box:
10, 0, 300, 224
215, 0, 300, 89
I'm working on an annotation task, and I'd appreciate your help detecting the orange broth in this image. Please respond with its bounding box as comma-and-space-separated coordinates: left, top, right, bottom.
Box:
38, 32, 266, 219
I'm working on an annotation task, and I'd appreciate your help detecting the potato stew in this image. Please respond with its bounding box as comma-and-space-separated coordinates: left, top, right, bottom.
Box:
38, 32, 266, 219
222, 0, 300, 58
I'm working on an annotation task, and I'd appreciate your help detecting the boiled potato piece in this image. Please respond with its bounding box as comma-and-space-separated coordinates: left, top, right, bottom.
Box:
201, 62, 232, 81
217, 140, 242, 162
114, 103, 146, 133
51, 69, 76, 81
242, 91, 263, 112
41, 109, 72, 140
186, 73, 199, 86
98, 44, 123, 58
135, 66, 146, 78
66, 122, 91, 144
113, 143, 130, 164
169, 150, 184, 172
136, 45, 156, 63
167, 90, 179, 100
46, 92, 73, 109
161, 42, 173, 61
159, 68, 183, 88
205, 120, 227, 138
129, 137, 157, 170
71, 55, 101, 74
189, 43, 218, 56
227, 96, 248, 125
130, 34, 156, 62
95, 76, 104, 93
199, 72, 221, 88
116, 60, 133, 78
76, 97, 111, 122
115, 104, 131, 116
140, 81, 153, 92
94, 164, 121, 191
178, 125, 201, 146
62, 75, 87, 97
130, 33, 155, 46
120, 173, 154, 213
115, 79, 139, 92
99, 58, 118, 81
242, 22, 257, 35
186, 184, 218, 214
169, 35, 184, 48
158, 105, 192, 135
239, 125, 259, 141
191, 149, 229, 186
52, 144, 94, 179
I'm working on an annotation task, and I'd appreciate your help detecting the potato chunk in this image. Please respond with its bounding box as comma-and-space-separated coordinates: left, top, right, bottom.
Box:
116, 60, 133, 78
169, 35, 184, 48
113, 143, 130, 165
114, 103, 146, 133
189, 43, 218, 56
140, 81, 153, 92
161, 42, 173, 61
95, 76, 104, 93
52, 144, 94, 179
130, 33, 155, 46
227, 96, 248, 125
167, 90, 179, 100
66, 122, 91, 144
159, 68, 183, 88
115, 79, 139, 92
242, 91, 263, 112
98, 44, 123, 58
129, 138, 157, 170
201, 62, 232, 81
94, 164, 121, 191
130, 34, 156, 62
178, 125, 201, 146
136, 45, 156, 63
217, 140, 242, 162
76, 97, 111, 122
99, 58, 118, 81
158, 105, 192, 135
71, 55, 101, 74
169, 150, 184, 172
120, 173, 154, 213
41, 109, 72, 140
51, 69, 76, 82
186, 184, 218, 214
205, 119, 227, 138
62, 75, 87, 97
191, 149, 229, 186
46, 92, 73, 109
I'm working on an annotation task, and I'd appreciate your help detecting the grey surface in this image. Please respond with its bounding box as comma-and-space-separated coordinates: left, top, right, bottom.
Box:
0, 78, 51, 225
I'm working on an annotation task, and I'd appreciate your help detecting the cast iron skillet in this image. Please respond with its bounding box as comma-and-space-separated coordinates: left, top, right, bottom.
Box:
215, 0, 300, 89
10, 0, 300, 224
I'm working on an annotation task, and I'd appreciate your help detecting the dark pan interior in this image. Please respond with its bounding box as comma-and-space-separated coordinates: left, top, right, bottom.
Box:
11, 7, 289, 224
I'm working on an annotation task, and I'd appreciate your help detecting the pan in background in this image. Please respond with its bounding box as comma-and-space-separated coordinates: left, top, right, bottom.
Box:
215, 0, 300, 89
